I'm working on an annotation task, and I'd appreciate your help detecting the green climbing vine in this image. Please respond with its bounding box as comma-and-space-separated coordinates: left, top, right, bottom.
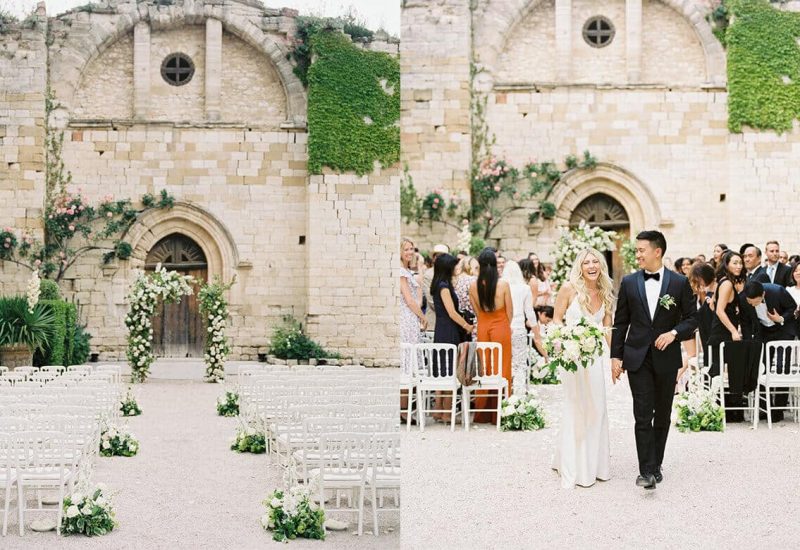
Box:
298, 25, 399, 175
727, 0, 800, 133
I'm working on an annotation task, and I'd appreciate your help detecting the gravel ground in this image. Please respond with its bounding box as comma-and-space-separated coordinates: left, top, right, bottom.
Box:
402, 378, 800, 549
4, 363, 399, 549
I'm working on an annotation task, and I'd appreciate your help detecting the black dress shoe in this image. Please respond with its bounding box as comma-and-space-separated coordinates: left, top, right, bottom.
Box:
654, 468, 663, 484
636, 474, 657, 490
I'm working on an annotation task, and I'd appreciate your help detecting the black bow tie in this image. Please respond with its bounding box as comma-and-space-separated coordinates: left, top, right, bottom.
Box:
643, 272, 660, 282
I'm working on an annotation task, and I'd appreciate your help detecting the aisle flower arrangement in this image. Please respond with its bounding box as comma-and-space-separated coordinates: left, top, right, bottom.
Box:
61, 484, 117, 537
199, 277, 235, 383
99, 423, 140, 457
500, 392, 547, 431
125, 265, 194, 383
542, 318, 607, 374
551, 221, 617, 289
119, 387, 142, 416
674, 373, 724, 433
216, 390, 240, 417
230, 420, 266, 454
261, 486, 326, 542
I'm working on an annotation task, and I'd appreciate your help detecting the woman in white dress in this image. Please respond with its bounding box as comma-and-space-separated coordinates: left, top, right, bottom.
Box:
551, 248, 614, 489
502, 260, 536, 395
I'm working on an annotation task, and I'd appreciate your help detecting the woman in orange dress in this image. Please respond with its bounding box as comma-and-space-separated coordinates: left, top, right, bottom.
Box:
468, 248, 513, 424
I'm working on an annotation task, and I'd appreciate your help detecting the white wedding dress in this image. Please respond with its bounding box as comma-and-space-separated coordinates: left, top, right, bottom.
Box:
552, 297, 611, 489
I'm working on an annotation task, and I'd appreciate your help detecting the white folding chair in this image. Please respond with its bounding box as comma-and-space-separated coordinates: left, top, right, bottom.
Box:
756, 340, 800, 429
399, 344, 416, 432
415, 344, 460, 432
12, 367, 37, 377
366, 432, 400, 537
463, 342, 508, 431
0, 432, 18, 537
715, 342, 759, 428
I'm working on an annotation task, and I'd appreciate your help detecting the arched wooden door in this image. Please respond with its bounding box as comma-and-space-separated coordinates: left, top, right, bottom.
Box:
569, 193, 630, 289
145, 234, 207, 358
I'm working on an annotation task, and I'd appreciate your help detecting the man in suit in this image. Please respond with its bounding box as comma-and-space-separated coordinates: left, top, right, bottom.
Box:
764, 241, 792, 287
611, 230, 698, 490
740, 280, 797, 422
743, 245, 768, 284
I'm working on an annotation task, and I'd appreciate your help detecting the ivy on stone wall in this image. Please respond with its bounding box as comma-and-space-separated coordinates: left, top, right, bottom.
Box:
727, 0, 800, 132
306, 30, 400, 175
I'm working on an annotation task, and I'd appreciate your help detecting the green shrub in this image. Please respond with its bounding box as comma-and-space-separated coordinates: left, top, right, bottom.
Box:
39, 279, 61, 300
268, 316, 338, 361
36, 299, 83, 365
70, 323, 91, 365
0, 296, 56, 354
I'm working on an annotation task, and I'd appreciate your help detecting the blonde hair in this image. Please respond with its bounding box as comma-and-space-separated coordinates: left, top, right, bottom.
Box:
569, 248, 614, 314
459, 256, 478, 277
400, 237, 415, 268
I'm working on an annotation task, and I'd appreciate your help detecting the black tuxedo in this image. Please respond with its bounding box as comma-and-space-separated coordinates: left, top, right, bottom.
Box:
611, 269, 698, 476
739, 283, 797, 342
747, 266, 769, 285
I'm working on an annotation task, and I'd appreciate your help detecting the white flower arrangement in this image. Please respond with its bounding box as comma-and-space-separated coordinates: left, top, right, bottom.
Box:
230, 419, 266, 454
500, 391, 547, 431
125, 265, 194, 383
61, 483, 117, 536
542, 317, 608, 374
26, 269, 40, 313
119, 386, 142, 416
261, 485, 326, 542
674, 372, 724, 432
99, 422, 140, 457
551, 220, 617, 290
199, 277, 235, 383
455, 219, 472, 254
216, 389, 239, 417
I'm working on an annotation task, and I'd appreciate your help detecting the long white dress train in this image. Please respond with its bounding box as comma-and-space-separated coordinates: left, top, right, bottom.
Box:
551, 298, 611, 489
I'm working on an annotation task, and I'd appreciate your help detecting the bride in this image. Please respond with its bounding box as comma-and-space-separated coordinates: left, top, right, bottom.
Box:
551, 248, 614, 489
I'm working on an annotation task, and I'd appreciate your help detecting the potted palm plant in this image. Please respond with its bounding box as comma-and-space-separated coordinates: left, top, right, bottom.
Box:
0, 296, 56, 368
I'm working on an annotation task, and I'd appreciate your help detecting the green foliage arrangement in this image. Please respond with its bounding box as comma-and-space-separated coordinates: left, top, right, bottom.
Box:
727, 0, 800, 132
0, 297, 56, 354
261, 487, 326, 542
231, 423, 266, 454
500, 393, 547, 431
199, 277, 235, 383
674, 373, 724, 433
268, 315, 338, 361
306, 30, 400, 175
216, 390, 239, 417
120, 387, 142, 417
99, 424, 139, 457
61, 485, 117, 537
70, 323, 91, 365
620, 238, 639, 275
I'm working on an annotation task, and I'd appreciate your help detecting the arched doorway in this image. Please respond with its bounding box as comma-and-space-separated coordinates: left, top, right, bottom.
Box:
145, 234, 207, 358
569, 193, 630, 285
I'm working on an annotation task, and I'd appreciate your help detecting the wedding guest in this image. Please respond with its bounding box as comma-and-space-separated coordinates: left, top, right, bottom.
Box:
454, 256, 478, 341
519, 258, 540, 308
695, 254, 707, 264
786, 261, 800, 304
708, 251, 750, 421
400, 238, 426, 421
742, 245, 767, 283
764, 240, 792, 287
779, 250, 789, 265
540, 264, 555, 306
739, 243, 754, 256
457, 250, 468, 261
502, 260, 536, 395
423, 244, 450, 332
689, 261, 717, 357
497, 254, 506, 277
790, 254, 800, 265
673, 257, 692, 276
431, 253, 474, 422
711, 243, 728, 270
528, 305, 554, 358
741, 280, 798, 422
468, 249, 513, 423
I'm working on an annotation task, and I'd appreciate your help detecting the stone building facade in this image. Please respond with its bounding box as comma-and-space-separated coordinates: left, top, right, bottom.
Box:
402, 0, 797, 274
0, 0, 400, 366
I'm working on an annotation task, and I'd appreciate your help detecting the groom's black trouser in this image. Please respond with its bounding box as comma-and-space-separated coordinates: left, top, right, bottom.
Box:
628, 350, 677, 476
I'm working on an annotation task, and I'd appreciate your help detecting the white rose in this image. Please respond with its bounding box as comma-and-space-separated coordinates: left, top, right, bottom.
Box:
102, 441, 111, 449
81, 504, 93, 515
270, 497, 282, 508
66, 505, 80, 518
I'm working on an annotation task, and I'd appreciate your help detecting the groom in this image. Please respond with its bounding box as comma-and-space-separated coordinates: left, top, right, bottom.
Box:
611, 231, 697, 490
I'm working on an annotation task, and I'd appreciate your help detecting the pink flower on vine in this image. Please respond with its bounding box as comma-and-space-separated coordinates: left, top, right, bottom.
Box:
431, 203, 438, 209
493, 185, 501, 192
3, 243, 8, 249
68, 225, 75, 232
34, 259, 41, 266
107, 212, 113, 218
433, 197, 440, 204
67, 209, 75, 216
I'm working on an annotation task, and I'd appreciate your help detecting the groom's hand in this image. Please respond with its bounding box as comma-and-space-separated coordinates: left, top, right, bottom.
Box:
655, 331, 677, 350
611, 358, 624, 383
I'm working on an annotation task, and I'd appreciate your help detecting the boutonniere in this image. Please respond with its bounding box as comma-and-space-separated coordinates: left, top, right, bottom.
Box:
659, 294, 676, 310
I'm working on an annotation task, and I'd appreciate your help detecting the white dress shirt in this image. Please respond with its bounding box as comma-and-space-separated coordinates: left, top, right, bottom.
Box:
754, 302, 776, 327
644, 267, 665, 319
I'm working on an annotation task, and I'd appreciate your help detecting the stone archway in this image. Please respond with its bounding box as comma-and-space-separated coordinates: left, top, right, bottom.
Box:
145, 234, 208, 358
569, 193, 630, 282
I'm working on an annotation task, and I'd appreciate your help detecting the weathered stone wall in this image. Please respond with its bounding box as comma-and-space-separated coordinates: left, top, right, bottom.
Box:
73, 34, 135, 120
0, 14, 47, 295
401, 0, 800, 267
149, 26, 208, 122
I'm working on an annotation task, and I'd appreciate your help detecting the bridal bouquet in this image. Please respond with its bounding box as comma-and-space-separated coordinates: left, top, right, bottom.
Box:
542, 318, 607, 374
61, 484, 117, 537
261, 486, 326, 542
674, 372, 724, 432
500, 392, 547, 431
99, 423, 139, 457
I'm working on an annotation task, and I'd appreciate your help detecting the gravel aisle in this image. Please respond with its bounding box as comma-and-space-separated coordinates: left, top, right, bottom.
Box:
4, 377, 399, 549
402, 380, 800, 549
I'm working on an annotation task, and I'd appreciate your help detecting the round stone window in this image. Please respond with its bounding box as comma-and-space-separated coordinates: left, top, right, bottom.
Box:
582, 16, 615, 48
160, 53, 195, 86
